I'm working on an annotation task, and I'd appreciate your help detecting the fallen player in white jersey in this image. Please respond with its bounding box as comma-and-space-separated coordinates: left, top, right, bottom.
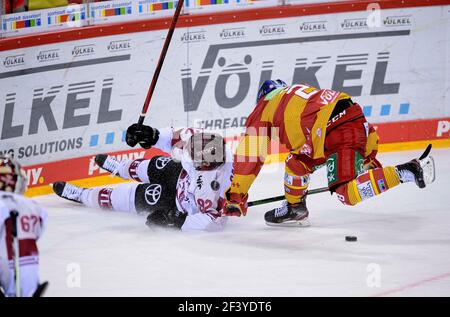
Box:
0, 155, 48, 297
53, 126, 233, 232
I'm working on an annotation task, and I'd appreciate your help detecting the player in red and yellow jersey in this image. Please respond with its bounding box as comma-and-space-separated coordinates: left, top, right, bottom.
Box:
223, 80, 435, 226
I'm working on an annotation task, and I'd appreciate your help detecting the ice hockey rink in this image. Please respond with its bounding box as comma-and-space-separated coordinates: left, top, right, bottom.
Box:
33, 148, 450, 297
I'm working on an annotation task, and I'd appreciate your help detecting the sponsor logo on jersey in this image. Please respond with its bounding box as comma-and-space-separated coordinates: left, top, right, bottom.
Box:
155, 156, 171, 170
327, 154, 338, 185
377, 179, 387, 192
319, 89, 339, 105
354, 152, 365, 176
144, 184, 162, 206
357, 181, 375, 200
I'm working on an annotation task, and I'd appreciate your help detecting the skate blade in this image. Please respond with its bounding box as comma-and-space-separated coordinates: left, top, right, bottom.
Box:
265, 219, 311, 227
420, 155, 436, 185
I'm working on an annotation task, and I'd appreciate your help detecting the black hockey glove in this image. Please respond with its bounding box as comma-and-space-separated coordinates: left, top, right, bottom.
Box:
126, 124, 160, 149
146, 210, 187, 229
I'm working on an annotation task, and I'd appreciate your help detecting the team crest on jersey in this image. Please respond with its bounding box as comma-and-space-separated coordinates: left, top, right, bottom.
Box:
144, 184, 162, 205
156, 157, 171, 170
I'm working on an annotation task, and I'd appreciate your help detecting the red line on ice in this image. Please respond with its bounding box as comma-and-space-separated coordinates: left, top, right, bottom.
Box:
372, 272, 450, 297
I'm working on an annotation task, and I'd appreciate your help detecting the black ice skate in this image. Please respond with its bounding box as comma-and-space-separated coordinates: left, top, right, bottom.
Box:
52, 182, 85, 204
265, 199, 310, 227
395, 144, 436, 188
95, 154, 119, 174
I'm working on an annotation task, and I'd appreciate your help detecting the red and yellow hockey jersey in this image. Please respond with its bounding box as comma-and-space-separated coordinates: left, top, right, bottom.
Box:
230, 84, 378, 197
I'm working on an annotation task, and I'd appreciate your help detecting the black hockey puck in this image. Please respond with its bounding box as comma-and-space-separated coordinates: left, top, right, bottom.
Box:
345, 236, 357, 242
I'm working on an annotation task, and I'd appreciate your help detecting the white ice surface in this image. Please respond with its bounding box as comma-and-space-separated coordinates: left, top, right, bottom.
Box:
35, 148, 450, 297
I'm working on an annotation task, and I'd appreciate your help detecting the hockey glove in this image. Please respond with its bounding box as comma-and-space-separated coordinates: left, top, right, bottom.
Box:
126, 124, 160, 149
222, 188, 248, 217
146, 210, 187, 229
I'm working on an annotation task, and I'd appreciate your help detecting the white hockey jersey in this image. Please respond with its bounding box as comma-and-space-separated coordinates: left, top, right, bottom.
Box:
154, 128, 233, 232
0, 191, 48, 297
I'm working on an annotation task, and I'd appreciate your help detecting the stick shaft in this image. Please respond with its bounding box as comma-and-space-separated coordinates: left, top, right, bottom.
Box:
247, 186, 329, 207
138, 0, 184, 126
9, 210, 20, 297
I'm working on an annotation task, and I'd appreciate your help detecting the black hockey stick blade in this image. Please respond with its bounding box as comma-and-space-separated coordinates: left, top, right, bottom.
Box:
419, 144, 432, 160
33, 281, 49, 297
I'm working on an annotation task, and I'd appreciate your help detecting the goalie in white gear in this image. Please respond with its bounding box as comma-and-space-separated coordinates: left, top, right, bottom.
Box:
53, 125, 233, 232
0, 155, 48, 297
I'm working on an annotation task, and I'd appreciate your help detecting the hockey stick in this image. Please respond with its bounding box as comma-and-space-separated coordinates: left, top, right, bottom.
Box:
33, 281, 49, 297
248, 143, 434, 208
137, 0, 184, 127
9, 210, 20, 297
248, 186, 329, 207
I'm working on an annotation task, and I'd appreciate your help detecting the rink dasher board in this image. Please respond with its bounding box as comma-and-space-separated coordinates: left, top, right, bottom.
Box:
0, 2, 449, 194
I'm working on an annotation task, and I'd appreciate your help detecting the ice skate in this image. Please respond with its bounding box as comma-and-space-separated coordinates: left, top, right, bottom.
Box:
95, 154, 120, 175
396, 144, 435, 188
264, 199, 310, 227
52, 182, 85, 204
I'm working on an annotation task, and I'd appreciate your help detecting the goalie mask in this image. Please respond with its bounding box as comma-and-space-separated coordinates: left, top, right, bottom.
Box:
184, 133, 226, 171
0, 155, 28, 194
